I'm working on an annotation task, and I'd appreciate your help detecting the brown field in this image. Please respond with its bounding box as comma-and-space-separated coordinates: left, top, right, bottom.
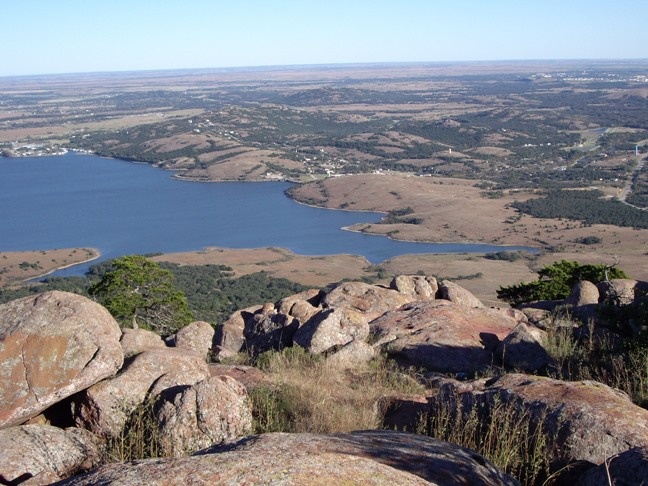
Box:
0, 248, 99, 287
288, 173, 648, 288
151, 247, 373, 288
151, 247, 540, 304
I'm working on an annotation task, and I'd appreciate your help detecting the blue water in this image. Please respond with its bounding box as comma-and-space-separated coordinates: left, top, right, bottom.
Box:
0, 153, 532, 275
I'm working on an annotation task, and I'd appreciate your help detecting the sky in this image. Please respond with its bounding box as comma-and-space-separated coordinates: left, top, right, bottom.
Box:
2, 0, 647, 77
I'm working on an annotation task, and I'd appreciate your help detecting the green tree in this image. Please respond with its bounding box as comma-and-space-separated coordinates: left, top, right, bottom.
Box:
497, 259, 627, 306
89, 255, 193, 336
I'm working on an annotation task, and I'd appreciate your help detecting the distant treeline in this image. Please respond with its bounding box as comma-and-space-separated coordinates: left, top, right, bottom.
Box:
512, 189, 648, 229
0, 260, 310, 326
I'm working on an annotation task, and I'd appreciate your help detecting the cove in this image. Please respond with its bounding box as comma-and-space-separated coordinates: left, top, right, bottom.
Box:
0, 153, 532, 275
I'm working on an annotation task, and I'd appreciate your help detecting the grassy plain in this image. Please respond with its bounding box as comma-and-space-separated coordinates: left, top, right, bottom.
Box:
152, 247, 373, 288
0, 248, 99, 287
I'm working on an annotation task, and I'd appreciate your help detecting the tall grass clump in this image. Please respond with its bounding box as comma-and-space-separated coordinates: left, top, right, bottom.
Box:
249, 346, 425, 434
418, 392, 555, 486
101, 400, 162, 463
542, 314, 648, 407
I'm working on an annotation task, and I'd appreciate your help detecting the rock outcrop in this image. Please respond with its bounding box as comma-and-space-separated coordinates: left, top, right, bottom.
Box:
576, 445, 648, 485
2, 274, 647, 484
565, 280, 600, 307
0, 291, 124, 428
430, 373, 648, 466
119, 328, 166, 358
58, 430, 519, 485
370, 300, 525, 374
322, 281, 416, 320
0, 424, 100, 485
74, 348, 210, 438
173, 320, 215, 361
293, 308, 369, 354
325, 339, 376, 368
495, 322, 551, 371
154, 375, 253, 457
213, 290, 324, 360
276, 288, 324, 321
438, 279, 484, 307
242, 303, 300, 354
212, 305, 261, 359
390, 275, 438, 300
597, 278, 648, 305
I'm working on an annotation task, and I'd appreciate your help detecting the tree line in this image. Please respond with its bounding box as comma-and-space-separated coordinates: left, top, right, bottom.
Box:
0, 256, 310, 333
512, 189, 648, 229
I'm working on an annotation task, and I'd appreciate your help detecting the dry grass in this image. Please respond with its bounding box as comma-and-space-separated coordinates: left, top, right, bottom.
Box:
288, 173, 648, 282
0, 248, 99, 287
248, 347, 425, 434
102, 400, 162, 463
542, 317, 648, 407
248, 347, 558, 485
153, 247, 373, 288
419, 392, 554, 486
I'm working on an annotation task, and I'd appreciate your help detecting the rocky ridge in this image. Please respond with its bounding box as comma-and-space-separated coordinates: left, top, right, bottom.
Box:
0, 275, 646, 484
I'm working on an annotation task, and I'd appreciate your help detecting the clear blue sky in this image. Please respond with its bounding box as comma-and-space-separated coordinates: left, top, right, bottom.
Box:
2, 0, 647, 77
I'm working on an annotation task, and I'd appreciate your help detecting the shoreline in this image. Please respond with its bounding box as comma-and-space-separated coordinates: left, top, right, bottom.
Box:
339, 224, 539, 251
10, 151, 534, 249
22, 249, 101, 282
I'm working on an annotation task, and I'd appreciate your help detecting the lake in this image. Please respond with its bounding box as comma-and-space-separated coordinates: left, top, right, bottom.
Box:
0, 153, 532, 275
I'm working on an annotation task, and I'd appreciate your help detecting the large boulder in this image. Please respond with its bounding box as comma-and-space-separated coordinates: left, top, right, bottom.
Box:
74, 348, 209, 438
58, 430, 518, 485
212, 304, 261, 360
0, 291, 124, 428
576, 446, 648, 485
275, 288, 324, 322
213, 290, 323, 360
438, 280, 484, 308
432, 374, 648, 467
154, 375, 253, 457
597, 279, 647, 305
325, 340, 376, 368
0, 424, 100, 485
322, 281, 414, 321
293, 308, 369, 355
565, 280, 600, 307
119, 328, 166, 358
495, 322, 552, 371
174, 320, 215, 361
242, 303, 300, 354
370, 300, 524, 374
390, 275, 438, 300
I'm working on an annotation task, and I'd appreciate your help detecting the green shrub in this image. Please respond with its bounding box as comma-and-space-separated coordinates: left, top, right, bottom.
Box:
497, 260, 626, 306
574, 236, 602, 245
484, 251, 524, 262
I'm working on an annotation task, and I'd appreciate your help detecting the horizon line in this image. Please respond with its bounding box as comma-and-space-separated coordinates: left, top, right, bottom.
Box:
2, 57, 648, 80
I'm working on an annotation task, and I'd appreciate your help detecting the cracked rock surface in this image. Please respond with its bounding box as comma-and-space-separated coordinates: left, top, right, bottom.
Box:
0, 291, 123, 428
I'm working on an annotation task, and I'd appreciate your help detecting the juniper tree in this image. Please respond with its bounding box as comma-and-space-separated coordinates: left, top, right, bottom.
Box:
89, 255, 193, 336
